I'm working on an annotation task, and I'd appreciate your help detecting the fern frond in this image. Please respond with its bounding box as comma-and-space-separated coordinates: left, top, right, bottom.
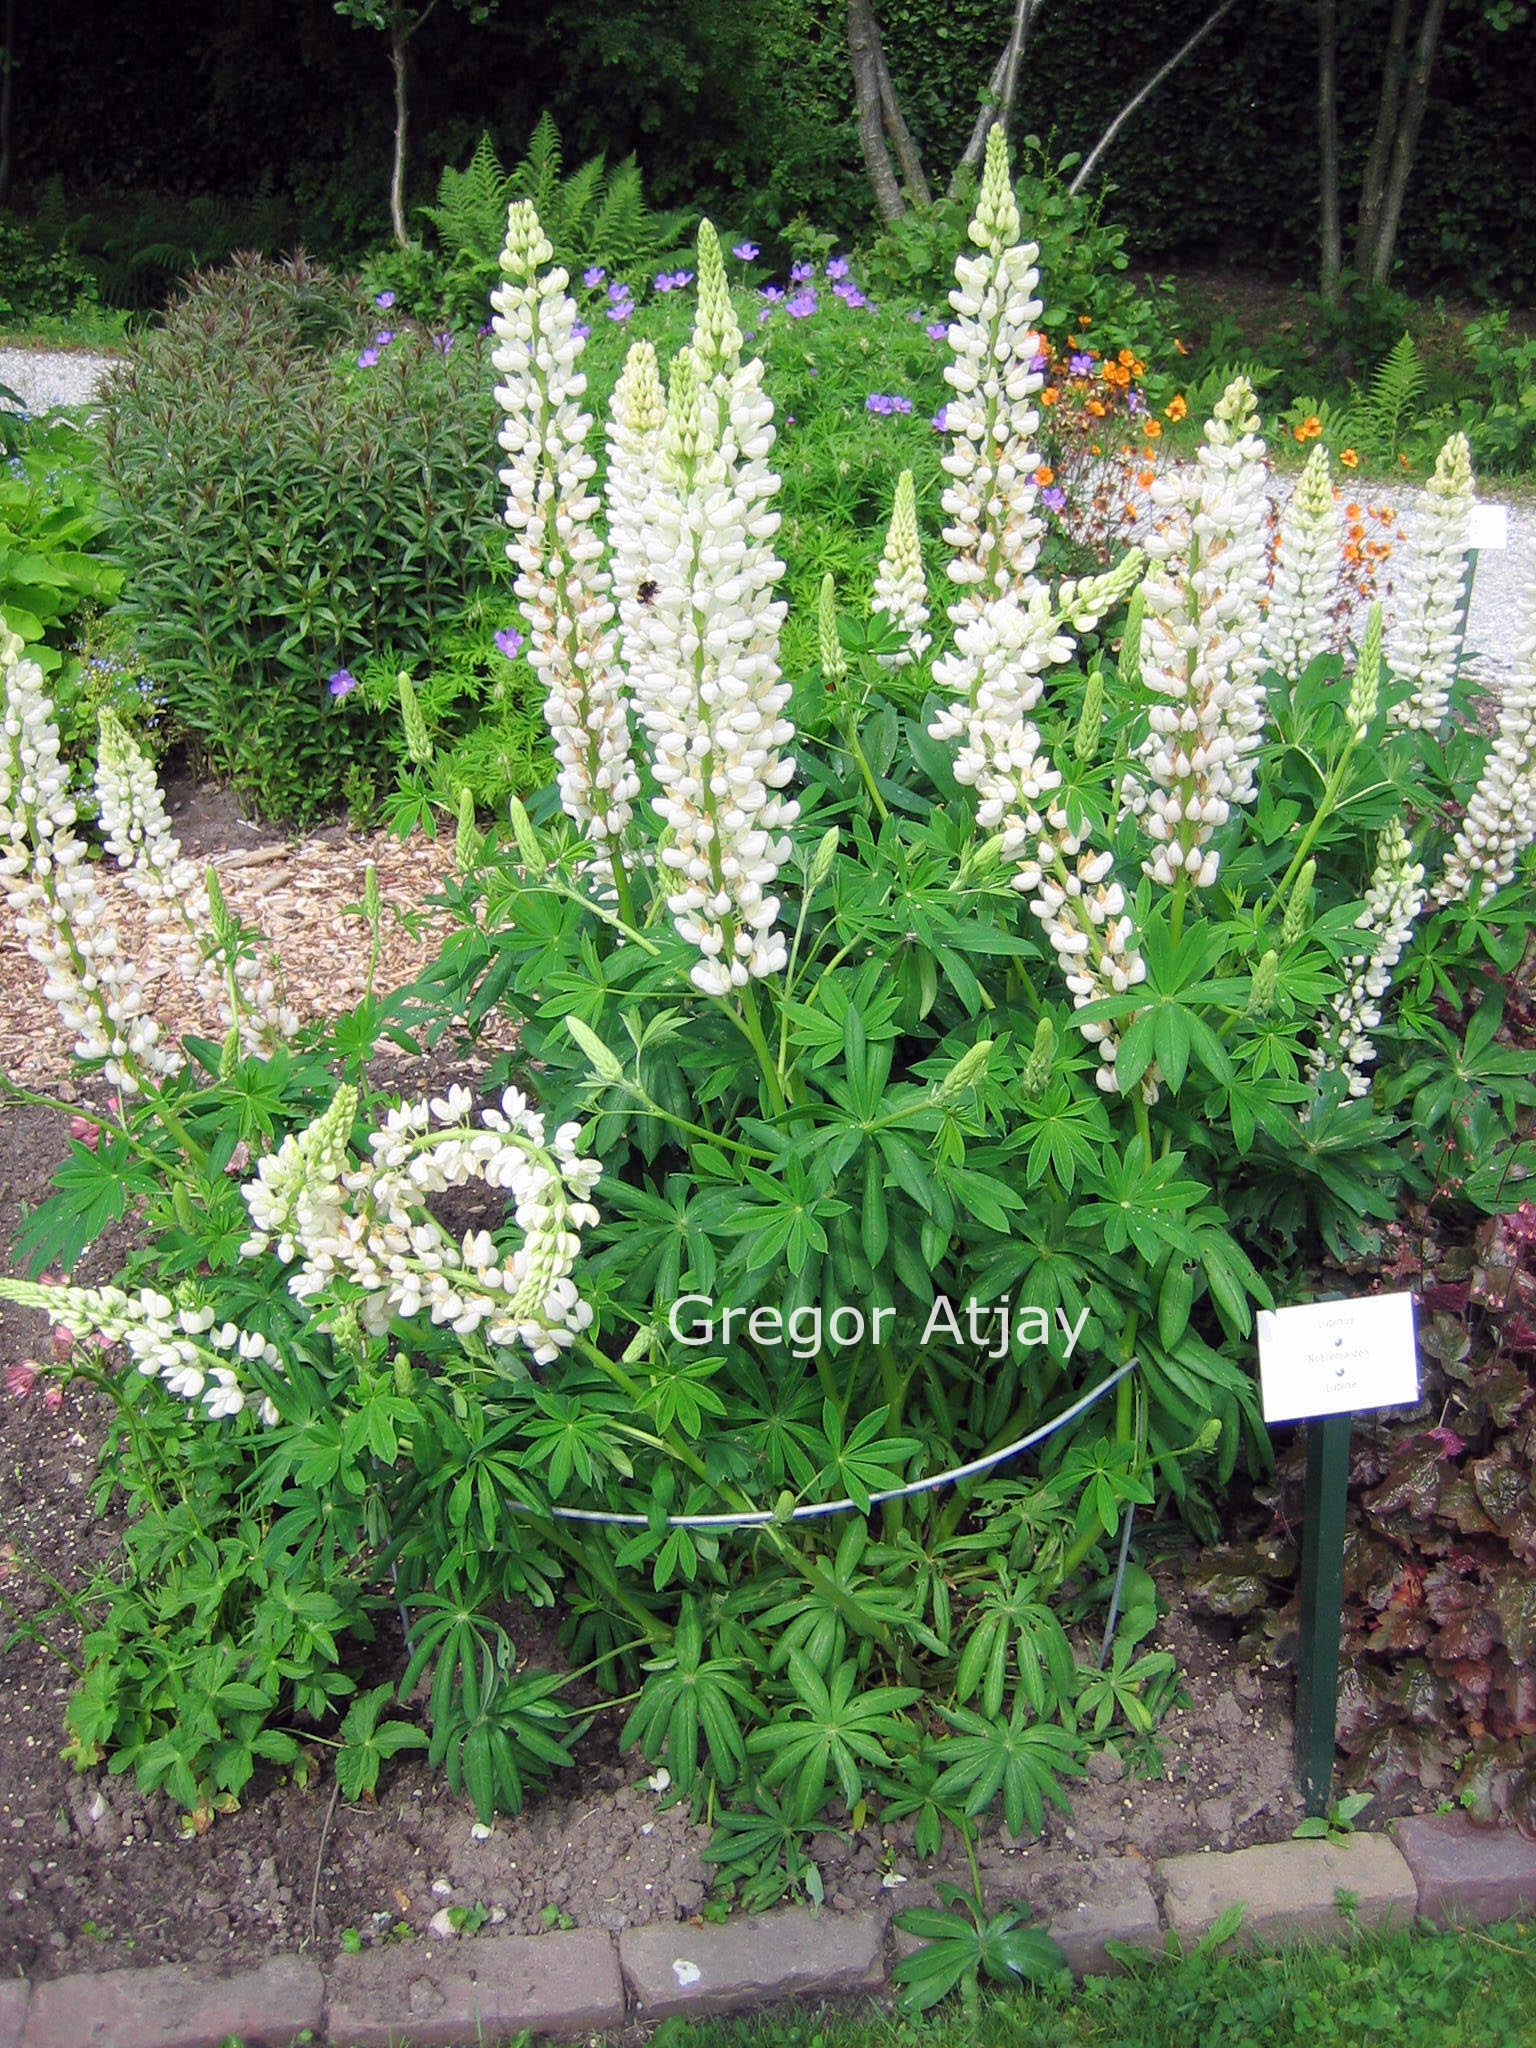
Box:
1358, 333, 1428, 461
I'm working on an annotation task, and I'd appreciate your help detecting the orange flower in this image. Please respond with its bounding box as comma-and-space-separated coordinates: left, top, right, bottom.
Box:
1091, 442, 1103, 456
1294, 416, 1322, 443
1078, 314, 1092, 327
1172, 337, 1190, 355
1131, 359, 1145, 377
1137, 468, 1156, 488
1340, 448, 1359, 468
1344, 542, 1363, 565
1374, 506, 1395, 523
1165, 394, 1188, 422
1399, 453, 1411, 468
1345, 502, 1362, 520
1142, 418, 1162, 439
1086, 398, 1107, 417
1103, 361, 1130, 388
1117, 348, 1136, 368
1041, 386, 1060, 407
1033, 465, 1056, 487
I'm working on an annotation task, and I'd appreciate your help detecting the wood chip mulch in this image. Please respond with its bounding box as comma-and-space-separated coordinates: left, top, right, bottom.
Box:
0, 824, 474, 1093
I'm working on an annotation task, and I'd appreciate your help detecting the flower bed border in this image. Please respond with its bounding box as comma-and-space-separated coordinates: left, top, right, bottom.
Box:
3, 1813, 1534, 2047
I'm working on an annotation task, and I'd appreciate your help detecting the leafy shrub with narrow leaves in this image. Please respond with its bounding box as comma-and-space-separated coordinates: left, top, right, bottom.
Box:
96, 254, 507, 822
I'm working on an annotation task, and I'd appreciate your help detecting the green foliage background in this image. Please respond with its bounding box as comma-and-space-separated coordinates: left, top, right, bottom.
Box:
9, 0, 1536, 296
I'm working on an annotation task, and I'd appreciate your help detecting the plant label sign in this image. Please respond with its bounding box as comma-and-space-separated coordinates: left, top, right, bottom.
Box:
1256, 1293, 1418, 1425
1468, 503, 1509, 551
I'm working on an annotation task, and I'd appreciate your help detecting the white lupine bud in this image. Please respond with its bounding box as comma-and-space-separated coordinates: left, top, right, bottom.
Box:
1388, 431, 1475, 734
606, 338, 667, 679
871, 470, 930, 668
1310, 817, 1426, 1098
493, 199, 639, 841
1265, 443, 1341, 679
818, 573, 846, 685
94, 710, 295, 1057
1347, 603, 1383, 740
0, 637, 179, 1092
1121, 376, 1271, 892
1435, 558, 1536, 905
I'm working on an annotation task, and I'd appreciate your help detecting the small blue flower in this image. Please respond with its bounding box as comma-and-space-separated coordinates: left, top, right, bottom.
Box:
356, 348, 380, 369
494, 628, 525, 661
583, 266, 606, 289
732, 242, 759, 261
825, 257, 850, 281
374, 290, 396, 310
328, 669, 358, 699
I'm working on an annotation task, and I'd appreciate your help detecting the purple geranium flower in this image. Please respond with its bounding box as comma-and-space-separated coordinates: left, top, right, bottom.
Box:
866, 394, 894, 415
931, 406, 949, 431
356, 348, 379, 369
786, 290, 818, 318
494, 628, 525, 661
328, 669, 358, 699
607, 280, 632, 303
836, 285, 869, 310
1041, 486, 1067, 512
1031, 349, 1050, 374
1126, 390, 1144, 413
573, 321, 591, 340
825, 256, 850, 280
732, 241, 759, 261
583, 266, 606, 289
374, 290, 396, 310
478, 321, 493, 336
433, 331, 453, 354
1069, 351, 1095, 376
759, 285, 785, 303
373, 329, 396, 347
926, 322, 948, 342
606, 303, 633, 324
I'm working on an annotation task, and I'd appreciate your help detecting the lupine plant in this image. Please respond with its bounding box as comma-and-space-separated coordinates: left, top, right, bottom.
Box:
5, 129, 1536, 1901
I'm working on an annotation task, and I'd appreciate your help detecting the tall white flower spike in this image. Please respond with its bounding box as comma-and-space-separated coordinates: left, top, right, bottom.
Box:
1435, 556, 1536, 905
492, 200, 639, 841
94, 710, 295, 1055
1122, 375, 1271, 891
1311, 817, 1426, 1098
1387, 431, 1474, 734
1264, 442, 1341, 679
0, 626, 177, 1092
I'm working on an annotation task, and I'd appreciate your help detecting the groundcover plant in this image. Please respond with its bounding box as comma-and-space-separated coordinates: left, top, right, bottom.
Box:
2, 129, 1534, 1915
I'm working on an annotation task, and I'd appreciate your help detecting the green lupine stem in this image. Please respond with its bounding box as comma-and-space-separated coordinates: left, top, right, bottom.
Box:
843, 709, 890, 822
607, 844, 638, 928
1258, 737, 1373, 927
731, 982, 788, 1118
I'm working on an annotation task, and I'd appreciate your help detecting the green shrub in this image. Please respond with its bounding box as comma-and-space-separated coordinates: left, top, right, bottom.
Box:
0, 215, 104, 329
97, 253, 507, 823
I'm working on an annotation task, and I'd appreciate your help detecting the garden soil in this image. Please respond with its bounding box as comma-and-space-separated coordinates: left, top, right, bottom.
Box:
0, 778, 1431, 1985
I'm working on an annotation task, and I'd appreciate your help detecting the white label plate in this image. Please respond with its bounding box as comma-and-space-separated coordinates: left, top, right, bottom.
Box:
1468, 504, 1509, 551
1256, 1292, 1419, 1424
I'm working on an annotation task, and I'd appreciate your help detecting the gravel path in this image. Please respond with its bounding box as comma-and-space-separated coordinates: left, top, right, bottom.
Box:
0, 344, 121, 413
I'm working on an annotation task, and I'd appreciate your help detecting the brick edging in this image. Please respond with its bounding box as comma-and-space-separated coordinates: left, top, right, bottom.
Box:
5, 1814, 1535, 2046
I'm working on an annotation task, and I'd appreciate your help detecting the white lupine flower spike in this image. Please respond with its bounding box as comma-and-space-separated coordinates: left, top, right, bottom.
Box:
1265, 443, 1341, 679
1311, 817, 1426, 1098
1122, 375, 1271, 892
0, 626, 177, 1092
242, 1085, 603, 1369
871, 470, 930, 668
94, 710, 295, 1055
605, 338, 668, 685
927, 128, 1149, 1091
1388, 431, 1475, 734
1436, 556, 1536, 905
492, 200, 639, 842
0, 1275, 283, 1424
635, 273, 798, 996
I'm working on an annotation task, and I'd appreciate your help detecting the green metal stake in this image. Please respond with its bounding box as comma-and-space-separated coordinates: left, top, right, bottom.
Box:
1294, 1412, 1351, 1816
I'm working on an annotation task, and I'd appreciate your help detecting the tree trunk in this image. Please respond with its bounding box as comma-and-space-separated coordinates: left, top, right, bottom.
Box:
849, 0, 905, 222
950, 0, 1042, 198
1318, 0, 1342, 303
872, 15, 931, 207
1354, 0, 1413, 273
1369, 0, 1448, 285
389, 8, 410, 247
1068, 0, 1240, 197
0, 0, 16, 210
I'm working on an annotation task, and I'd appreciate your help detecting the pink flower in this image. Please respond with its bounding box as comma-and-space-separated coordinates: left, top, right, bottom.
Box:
5, 1361, 38, 1399
69, 1115, 100, 1150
